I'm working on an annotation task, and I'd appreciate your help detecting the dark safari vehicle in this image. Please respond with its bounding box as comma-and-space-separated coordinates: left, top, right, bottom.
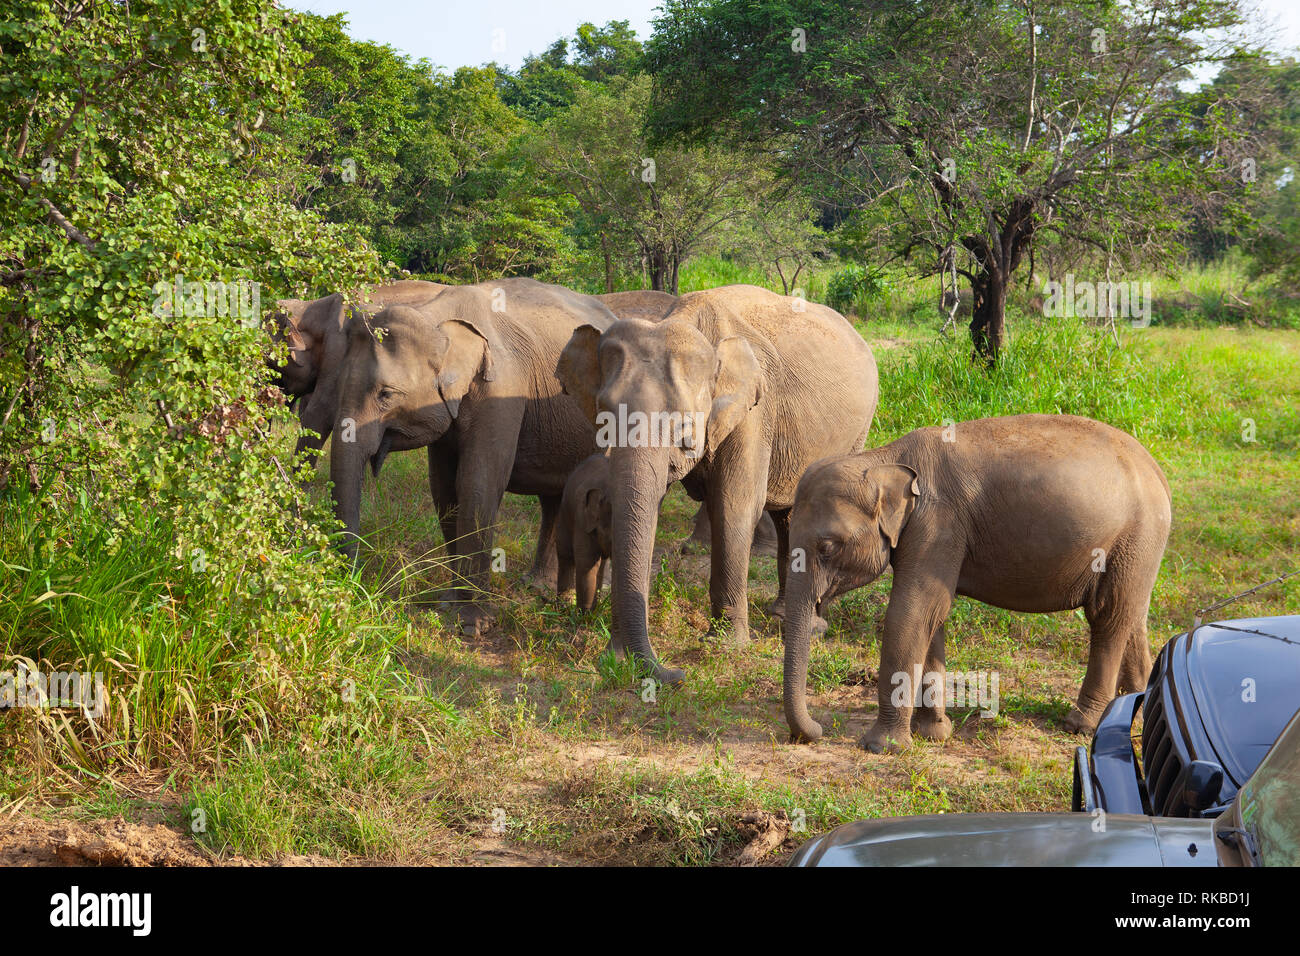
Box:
1074, 616, 1300, 818
790, 702, 1300, 867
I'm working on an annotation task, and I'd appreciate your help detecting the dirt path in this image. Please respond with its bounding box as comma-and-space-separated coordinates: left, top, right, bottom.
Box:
0, 814, 341, 867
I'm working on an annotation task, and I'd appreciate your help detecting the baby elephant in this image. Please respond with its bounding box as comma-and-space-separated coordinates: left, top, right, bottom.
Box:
556, 454, 613, 611
782, 414, 1171, 753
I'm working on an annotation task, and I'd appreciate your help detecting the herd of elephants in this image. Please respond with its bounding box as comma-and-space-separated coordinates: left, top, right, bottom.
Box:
270, 277, 1172, 754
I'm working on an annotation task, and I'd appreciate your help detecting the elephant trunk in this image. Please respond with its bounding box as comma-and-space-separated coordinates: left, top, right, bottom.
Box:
329, 417, 381, 560
783, 567, 824, 743
609, 447, 684, 684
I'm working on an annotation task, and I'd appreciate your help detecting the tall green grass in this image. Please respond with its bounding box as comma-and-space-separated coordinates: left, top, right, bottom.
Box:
0, 485, 439, 794
872, 315, 1202, 444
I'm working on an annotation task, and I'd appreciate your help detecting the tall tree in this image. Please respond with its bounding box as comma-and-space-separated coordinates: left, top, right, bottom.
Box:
0, 0, 381, 554
648, 0, 1258, 360
532, 75, 769, 293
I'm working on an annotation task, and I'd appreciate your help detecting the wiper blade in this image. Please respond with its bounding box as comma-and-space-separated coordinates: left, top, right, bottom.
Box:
1215, 826, 1262, 865
1192, 621, 1300, 646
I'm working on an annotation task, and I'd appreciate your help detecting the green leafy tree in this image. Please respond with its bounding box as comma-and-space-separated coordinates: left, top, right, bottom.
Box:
260, 12, 421, 264
648, 0, 1259, 360
497, 20, 645, 123
0, 0, 382, 572
388, 66, 574, 280
533, 75, 770, 292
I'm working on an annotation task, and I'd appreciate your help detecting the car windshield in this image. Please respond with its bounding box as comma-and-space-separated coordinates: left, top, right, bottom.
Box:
1238, 708, 1300, 866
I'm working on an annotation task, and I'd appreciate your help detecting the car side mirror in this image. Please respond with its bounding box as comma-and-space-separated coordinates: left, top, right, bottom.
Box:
1166, 760, 1224, 816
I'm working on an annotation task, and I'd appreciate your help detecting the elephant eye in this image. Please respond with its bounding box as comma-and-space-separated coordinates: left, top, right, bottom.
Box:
376, 387, 395, 407
817, 538, 838, 558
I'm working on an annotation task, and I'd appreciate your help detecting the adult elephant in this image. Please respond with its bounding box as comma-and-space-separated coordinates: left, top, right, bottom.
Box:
329, 277, 617, 634
557, 284, 879, 682
780, 415, 1172, 752
597, 289, 779, 559
596, 290, 678, 323
270, 280, 446, 462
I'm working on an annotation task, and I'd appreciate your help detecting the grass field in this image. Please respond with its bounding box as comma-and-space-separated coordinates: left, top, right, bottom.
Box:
197, 315, 1300, 864
3, 304, 1297, 865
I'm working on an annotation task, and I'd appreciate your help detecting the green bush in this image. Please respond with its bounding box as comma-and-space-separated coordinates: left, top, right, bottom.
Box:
0, 485, 431, 783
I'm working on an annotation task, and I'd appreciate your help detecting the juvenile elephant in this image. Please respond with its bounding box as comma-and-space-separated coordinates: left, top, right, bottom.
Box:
329, 277, 617, 634
555, 453, 613, 612
558, 284, 879, 682
781, 414, 1172, 753
270, 279, 446, 461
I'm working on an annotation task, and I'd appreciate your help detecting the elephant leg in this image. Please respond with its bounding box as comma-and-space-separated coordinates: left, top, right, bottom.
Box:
862, 559, 959, 754
768, 507, 791, 613
574, 536, 602, 612
705, 459, 768, 647
1069, 598, 1139, 735
910, 622, 954, 742
1118, 629, 1153, 694
1071, 539, 1162, 732
555, 526, 576, 605
680, 503, 711, 554
528, 494, 562, 590
446, 457, 511, 637
751, 511, 778, 558
597, 556, 609, 590
428, 445, 463, 602
428, 445, 459, 546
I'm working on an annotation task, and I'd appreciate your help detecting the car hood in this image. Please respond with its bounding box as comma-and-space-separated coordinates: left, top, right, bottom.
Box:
1183, 616, 1300, 786
789, 813, 1219, 867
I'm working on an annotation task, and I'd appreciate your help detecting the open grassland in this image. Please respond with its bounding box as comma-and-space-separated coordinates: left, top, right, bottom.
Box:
3, 314, 1297, 865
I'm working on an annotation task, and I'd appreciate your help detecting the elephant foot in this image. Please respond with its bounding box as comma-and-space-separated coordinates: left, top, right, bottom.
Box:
704, 619, 750, 648
604, 635, 686, 685
860, 722, 911, 754
655, 665, 687, 686
787, 719, 824, 744
678, 535, 709, 555
449, 603, 496, 638
767, 599, 828, 636
528, 565, 559, 592
911, 711, 953, 742
1064, 707, 1099, 736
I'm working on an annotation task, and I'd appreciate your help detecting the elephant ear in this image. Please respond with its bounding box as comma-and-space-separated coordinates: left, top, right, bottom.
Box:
556, 324, 604, 424
581, 486, 608, 536
706, 335, 765, 458
865, 463, 921, 549
432, 318, 493, 420
300, 293, 346, 338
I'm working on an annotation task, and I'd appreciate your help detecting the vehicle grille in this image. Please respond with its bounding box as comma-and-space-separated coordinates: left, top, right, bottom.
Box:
1141, 649, 1186, 816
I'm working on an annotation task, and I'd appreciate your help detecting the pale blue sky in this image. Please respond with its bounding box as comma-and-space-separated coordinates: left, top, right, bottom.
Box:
288, 0, 1300, 72
289, 0, 662, 71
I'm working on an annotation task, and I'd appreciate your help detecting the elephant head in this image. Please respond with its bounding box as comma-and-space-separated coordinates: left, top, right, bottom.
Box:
556, 316, 765, 681
268, 293, 346, 400
783, 458, 921, 742
329, 302, 494, 555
